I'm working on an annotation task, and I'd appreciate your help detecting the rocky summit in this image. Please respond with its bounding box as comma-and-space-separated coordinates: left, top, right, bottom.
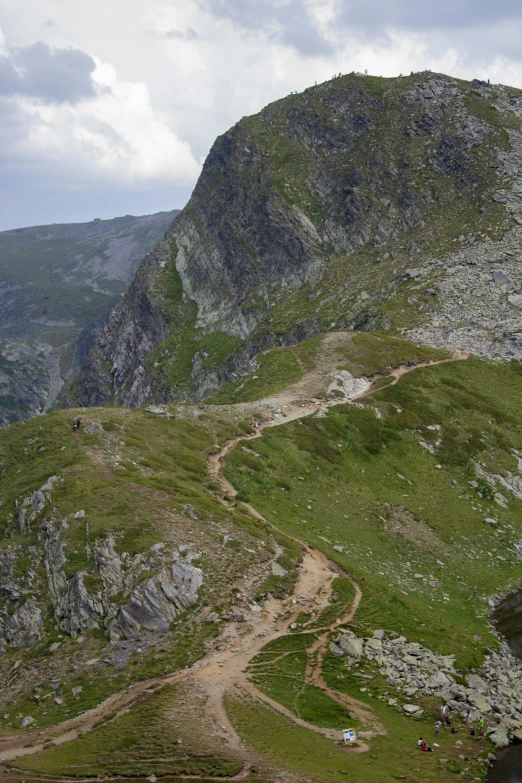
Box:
72, 72, 522, 409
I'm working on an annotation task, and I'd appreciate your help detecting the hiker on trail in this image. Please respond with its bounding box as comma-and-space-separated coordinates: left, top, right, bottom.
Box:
444, 715, 451, 727
464, 710, 471, 726
76, 418, 81, 430
434, 721, 440, 737
441, 704, 448, 719
72, 420, 78, 432
479, 718, 484, 730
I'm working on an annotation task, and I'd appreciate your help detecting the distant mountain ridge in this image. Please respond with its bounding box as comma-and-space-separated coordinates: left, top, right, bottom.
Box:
0, 210, 178, 425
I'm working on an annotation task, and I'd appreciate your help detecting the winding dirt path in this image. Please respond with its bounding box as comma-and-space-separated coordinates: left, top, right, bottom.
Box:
203, 350, 470, 750
0, 351, 469, 776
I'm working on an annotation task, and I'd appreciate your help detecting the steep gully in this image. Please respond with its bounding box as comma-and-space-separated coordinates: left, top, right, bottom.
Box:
0, 352, 469, 778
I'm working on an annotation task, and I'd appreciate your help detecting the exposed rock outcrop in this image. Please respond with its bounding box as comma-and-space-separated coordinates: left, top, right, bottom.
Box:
74, 73, 522, 408
333, 629, 522, 740
0, 475, 204, 654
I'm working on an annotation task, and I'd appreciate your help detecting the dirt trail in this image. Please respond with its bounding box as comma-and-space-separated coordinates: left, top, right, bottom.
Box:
204, 348, 470, 749
72, 430, 115, 481
0, 350, 470, 773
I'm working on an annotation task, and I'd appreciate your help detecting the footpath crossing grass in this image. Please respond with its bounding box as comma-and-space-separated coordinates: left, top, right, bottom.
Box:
223, 356, 522, 779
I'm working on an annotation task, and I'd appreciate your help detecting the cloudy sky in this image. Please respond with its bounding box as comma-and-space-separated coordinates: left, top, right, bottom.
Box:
1, 0, 522, 230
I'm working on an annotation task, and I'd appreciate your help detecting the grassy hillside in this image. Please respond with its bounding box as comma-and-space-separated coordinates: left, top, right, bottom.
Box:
2, 338, 520, 782
227, 356, 522, 668
0, 403, 301, 736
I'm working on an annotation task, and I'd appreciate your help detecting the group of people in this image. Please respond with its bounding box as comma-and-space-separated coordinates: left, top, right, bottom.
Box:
418, 705, 488, 753
406, 361, 416, 369
72, 418, 81, 432
249, 418, 260, 429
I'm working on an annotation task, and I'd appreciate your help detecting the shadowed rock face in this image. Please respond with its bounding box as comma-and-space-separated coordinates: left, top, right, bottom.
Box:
0, 211, 178, 425
74, 73, 522, 408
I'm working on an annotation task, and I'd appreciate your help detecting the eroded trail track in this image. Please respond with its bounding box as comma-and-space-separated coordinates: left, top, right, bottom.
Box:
0, 352, 469, 773
203, 351, 470, 750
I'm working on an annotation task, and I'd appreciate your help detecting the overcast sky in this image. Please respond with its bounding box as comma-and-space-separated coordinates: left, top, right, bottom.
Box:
1, 0, 522, 230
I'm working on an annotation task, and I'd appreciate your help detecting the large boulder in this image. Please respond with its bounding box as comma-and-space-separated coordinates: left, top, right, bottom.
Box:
403, 704, 423, 715
489, 726, 510, 748
426, 671, 452, 690
468, 692, 492, 713
337, 630, 364, 658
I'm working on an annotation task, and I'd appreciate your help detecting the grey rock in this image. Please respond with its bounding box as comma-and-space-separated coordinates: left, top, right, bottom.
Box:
94, 534, 124, 596
426, 671, 451, 689
337, 630, 364, 658
490, 725, 510, 748
110, 553, 203, 641
4, 599, 43, 647
492, 270, 513, 288
467, 691, 492, 713
272, 561, 288, 577
20, 716, 34, 728
182, 504, 198, 520
83, 422, 104, 435
402, 704, 422, 714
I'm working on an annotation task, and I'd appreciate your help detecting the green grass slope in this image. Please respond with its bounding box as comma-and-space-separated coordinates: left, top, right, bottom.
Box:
3, 346, 521, 783
0, 404, 299, 736
227, 356, 522, 668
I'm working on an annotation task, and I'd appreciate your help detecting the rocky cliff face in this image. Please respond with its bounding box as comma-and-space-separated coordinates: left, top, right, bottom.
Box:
0, 211, 178, 425
75, 73, 522, 408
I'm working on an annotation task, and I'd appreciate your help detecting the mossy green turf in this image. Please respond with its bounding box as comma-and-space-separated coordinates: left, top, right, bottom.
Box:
207, 347, 304, 404
226, 690, 489, 783
211, 355, 521, 781
11, 685, 242, 780
2, 353, 515, 782
226, 356, 522, 672
246, 633, 359, 730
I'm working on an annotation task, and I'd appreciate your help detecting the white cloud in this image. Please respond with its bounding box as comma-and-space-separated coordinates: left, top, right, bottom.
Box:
2, 0, 522, 228
0, 36, 200, 194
